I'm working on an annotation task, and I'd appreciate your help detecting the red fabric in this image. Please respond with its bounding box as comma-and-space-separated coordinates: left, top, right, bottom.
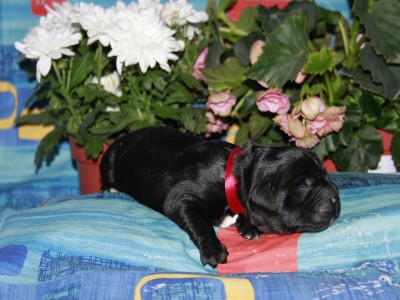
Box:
225, 147, 244, 215
217, 227, 302, 274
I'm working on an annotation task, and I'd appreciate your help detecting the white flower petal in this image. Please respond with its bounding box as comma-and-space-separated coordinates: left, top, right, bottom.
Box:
37, 56, 52, 79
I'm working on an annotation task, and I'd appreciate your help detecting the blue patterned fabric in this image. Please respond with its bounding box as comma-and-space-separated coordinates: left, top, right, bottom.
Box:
0, 192, 215, 286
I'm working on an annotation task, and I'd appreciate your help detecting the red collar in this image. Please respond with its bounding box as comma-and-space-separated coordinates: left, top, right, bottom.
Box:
225, 147, 245, 214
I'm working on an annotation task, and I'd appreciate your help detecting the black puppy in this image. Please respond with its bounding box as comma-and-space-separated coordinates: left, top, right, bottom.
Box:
100, 126, 340, 267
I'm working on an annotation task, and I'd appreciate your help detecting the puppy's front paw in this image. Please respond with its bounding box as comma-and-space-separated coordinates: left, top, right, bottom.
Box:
236, 216, 260, 240
200, 242, 228, 268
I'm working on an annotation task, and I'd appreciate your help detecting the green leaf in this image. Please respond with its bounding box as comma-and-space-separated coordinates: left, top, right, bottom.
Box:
153, 105, 181, 121
236, 7, 259, 34
233, 32, 263, 66
90, 111, 138, 135
359, 44, 400, 100
15, 110, 54, 125
248, 113, 272, 141
391, 132, 400, 169
218, 0, 235, 12
206, 40, 224, 68
34, 127, 63, 170
333, 125, 383, 171
202, 57, 247, 91
353, 0, 400, 63
165, 83, 194, 104
258, 1, 317, 34
84, 135, 105, 160
235, 123, 250, 146
69, 49, 92, 89
67, 115, 80, 135
142, 70, 167, 92
359, 90, 381, 120
304, 47, 335, 75
376, 110, 399, 132
246, 16, 308, 86
353, 65, 385, 98
179, 107, 207, 134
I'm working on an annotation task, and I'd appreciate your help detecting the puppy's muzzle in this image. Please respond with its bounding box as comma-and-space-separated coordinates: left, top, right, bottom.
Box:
311, 196, 340, 230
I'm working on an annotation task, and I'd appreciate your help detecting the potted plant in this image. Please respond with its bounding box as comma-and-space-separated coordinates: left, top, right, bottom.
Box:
195, 0, 400, 172
15, 0, 211, 163
14, 0, 212, 192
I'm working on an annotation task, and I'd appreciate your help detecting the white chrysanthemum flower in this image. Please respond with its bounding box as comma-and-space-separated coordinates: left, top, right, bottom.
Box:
91, 71, 122, 97
108, 6, 181, 74
77, 3, 119, 47
15, 24, 82, 82
43, 1, 79, 27
161, 0, 208, 27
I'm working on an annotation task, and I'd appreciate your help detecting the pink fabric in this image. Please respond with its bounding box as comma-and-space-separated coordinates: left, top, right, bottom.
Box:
217, 227, 302, 274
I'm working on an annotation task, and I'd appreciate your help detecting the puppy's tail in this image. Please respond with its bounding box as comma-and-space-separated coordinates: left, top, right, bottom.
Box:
99, 142, 120, 192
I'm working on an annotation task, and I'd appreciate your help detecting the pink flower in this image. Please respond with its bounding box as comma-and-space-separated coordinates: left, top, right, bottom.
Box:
301, 96, 325, 120
206, 91, 237, 117
273, 113, 319, 149
249, 40, 265, 65
256, 89, 290, 115
205, 112, 229, 137
192, 46, 208, 81
295, 68, 307, 84
293, 132, 320, 148
273, 114, 306, 138
308, 106, 346, 137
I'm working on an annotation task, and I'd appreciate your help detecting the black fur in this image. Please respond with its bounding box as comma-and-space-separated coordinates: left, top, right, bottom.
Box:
100, 126, 340, 267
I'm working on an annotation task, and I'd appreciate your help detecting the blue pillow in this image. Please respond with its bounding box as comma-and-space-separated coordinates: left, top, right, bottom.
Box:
0, 192, 215, 284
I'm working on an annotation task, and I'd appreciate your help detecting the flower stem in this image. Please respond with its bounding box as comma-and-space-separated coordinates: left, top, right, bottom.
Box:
324, 72, 334, 105
338, 19, 349, 58
231, 89, 252, 117
95, 44, 103, 85
52, 61, 76, 117
52, 61, 64, 87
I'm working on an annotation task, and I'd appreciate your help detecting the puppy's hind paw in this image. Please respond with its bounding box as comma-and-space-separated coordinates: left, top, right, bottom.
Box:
200, 242, 228, 268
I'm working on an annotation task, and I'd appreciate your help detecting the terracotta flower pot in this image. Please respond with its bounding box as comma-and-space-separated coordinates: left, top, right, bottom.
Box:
69, 136, 109, 194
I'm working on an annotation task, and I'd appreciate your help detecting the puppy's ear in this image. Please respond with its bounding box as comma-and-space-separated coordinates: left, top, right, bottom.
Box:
236, 141, 278, 213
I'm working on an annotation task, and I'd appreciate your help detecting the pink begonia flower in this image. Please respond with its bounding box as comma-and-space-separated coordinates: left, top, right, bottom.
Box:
295, 68, 307, 84
205, 112, 229, 137
301, 96, 325, 120
273, 113, 319, 149
192, 46, 209, 81
256, 89, 290, 115
307, 106, 346, 137
294, 132, 320, 148
273, 114, 305, 138
206, 91, 237, 117
249, 39, 265, 65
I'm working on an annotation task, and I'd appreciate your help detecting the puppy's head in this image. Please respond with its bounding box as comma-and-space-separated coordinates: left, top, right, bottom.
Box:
236, 142, 340, 234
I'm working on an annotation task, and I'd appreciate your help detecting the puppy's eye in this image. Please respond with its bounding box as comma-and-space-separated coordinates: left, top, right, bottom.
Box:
301, 178, 314, 187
